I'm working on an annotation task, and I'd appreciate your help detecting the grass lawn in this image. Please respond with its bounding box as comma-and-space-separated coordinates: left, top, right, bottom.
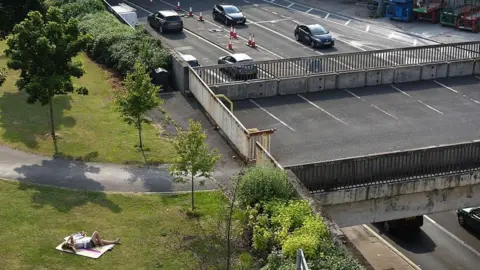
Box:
0, 179, 247, 269
0, 40, 176, 164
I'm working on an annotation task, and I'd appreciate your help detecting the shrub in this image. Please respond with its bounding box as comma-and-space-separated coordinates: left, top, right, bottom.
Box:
237, 166, 295, 207
281, 216, 329, 259
47, 0, 104, 19
0, 67, 7, 86
78, 12, 169, 75
260, 250, 296, 270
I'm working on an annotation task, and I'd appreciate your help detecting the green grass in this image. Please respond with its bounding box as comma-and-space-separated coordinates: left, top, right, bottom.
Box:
0, 180, 246, 269
0, 40, 176, 164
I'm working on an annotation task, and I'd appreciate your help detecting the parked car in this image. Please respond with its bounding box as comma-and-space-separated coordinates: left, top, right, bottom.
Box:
457, 207, 480, 232
148, 10, 183, 33
181, 54, 200, 67
218, 53, 257, 80
381, 216, 424, 233
212, 4, 246, 26
294, 24, 335, 48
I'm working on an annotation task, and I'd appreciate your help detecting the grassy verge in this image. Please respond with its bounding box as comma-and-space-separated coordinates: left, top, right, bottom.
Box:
0, 40, 176, 164
0, 179, 245, 269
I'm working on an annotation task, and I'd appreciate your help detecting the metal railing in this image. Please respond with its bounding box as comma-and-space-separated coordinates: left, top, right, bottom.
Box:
296, 249, 309, 270
286, 140, 480, 193
193, 41, 480, 86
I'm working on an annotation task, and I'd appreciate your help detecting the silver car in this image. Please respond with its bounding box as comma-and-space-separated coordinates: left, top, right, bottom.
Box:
218, 53, 258, 80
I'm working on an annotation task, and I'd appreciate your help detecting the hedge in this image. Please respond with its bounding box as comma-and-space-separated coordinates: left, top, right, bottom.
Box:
48, 0, 170, 76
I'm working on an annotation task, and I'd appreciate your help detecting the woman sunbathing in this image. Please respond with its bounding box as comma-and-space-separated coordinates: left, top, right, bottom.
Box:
61, 231, 120, 252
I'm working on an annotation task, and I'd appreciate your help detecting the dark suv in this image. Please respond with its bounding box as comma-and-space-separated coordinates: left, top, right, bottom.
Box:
294, 24, 335, 48
212, 4, 246, 26
381, 216, 424, 233
148, 10, 183, 33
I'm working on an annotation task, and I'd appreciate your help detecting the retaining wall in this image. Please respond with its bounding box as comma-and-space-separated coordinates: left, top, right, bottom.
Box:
207, 59, 480, 100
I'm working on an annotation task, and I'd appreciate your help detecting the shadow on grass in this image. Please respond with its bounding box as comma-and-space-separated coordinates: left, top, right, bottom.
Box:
0, 91, 76, 149
13, 152, 122, 213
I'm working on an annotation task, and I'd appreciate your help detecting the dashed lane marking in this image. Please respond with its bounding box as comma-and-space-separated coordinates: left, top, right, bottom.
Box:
366, 25, 370, 32
475, 75, 480, 80
297, 94, 349, 126
344, 19, 351, 26
249, 99, 296, 131
307, 8, 313, 13
324, 13, 330, 19
287, 3, 294, 7
344, 89, 399, 120
434, 80, 480, 104
390, 85, 443, 114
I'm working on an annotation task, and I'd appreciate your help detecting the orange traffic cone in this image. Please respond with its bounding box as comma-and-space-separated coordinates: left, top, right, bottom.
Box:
227, 36, 233, 50
232, 27, 238, 38
198, 12, 204, 21
229, 26, 234, 37
246, 34, 252, 46
176, 1, 180, 10
250, 35, 256, 48
188, 7, 193, 17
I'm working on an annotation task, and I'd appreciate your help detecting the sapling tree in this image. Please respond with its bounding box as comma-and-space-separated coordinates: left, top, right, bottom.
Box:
169, 119, 221, 211
115, 61, 162, 153
5, 7, 90, 153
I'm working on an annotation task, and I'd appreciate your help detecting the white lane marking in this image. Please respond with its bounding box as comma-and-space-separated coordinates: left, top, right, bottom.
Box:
255, 18, 292, 23
249, 99, 296, 131
307, 8, 313, 13
272, 11, 278, 15
297, 94, 349, 126
365, 25, 370, 32
362, 225, 422, 270
475, 75, 480, 80
390, 84, 443, 114
388, 32, 395, 39
287, 3, 294, 7
344, 19, 351, 25
424, 215, 480, 259
434, 80, 457, 93
434, 80, 480, 105
244, 0, 250, 3
324, 13, 330, 19
333, 36, 399, 65
345, 89, 399, 120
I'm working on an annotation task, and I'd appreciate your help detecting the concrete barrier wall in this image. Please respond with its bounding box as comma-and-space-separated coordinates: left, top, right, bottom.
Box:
171, 53, 188, 93
188, 69, 251, 160
255, 141, 283, 169
205, 60, 480, 100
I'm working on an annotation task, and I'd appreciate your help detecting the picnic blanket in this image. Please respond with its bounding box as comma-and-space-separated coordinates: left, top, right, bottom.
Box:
56, 233, 115, 259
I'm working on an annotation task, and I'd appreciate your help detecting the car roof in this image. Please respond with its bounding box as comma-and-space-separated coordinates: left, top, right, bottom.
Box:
219, 4, 238, 9
462, 207, 480, 213
159, 10, 179, 17
306, 24, 327, 30
181, 54, 197, 62
231, 53, 252, 61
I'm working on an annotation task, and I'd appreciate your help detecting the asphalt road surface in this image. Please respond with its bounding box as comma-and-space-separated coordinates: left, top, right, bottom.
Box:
107, 1, 480, 269
368, 212, 480, 270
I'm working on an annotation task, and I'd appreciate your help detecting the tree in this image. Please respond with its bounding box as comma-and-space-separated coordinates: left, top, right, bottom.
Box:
5, 7, 90, 154
0, 0, 46, 38
115, 61, 162, 153
0, 68, 6, 87
169, 119, 221, 211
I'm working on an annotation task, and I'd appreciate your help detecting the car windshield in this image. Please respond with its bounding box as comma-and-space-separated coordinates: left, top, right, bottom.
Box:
224, 6, 240, 13
310, 25, 329, 35
165, 16, 181, 22
188, 60, 200, 67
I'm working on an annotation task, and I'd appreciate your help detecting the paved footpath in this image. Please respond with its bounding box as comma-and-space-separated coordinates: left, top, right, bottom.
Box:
0, 145, 230, 193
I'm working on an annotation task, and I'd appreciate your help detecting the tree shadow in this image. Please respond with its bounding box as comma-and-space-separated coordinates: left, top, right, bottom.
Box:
13, 153, 121, 213
0, 91, 76, 149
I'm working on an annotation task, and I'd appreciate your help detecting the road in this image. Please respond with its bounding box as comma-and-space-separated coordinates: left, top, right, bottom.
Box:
109, 0, 480, 269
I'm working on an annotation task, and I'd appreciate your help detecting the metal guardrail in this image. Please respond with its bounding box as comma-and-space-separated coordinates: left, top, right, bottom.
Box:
286, 140, 480, 193
296, 249, 309, 270
194, 41, 480, 86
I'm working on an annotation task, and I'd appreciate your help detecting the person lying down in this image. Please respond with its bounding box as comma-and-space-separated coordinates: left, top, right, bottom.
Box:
61, 231, 120, 252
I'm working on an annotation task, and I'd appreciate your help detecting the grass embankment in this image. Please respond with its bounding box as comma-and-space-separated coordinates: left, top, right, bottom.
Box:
0, 41, 176, 164
0, 179, 242, 269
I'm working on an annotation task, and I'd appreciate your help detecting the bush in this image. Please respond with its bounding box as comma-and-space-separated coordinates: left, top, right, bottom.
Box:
47, 0, 103, 19
0, 67, 6, 86
78, 12, 169, 75
237, 166, 295, 207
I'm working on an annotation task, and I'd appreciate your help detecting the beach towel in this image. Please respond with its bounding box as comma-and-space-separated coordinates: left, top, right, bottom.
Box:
56, 233, 115, 259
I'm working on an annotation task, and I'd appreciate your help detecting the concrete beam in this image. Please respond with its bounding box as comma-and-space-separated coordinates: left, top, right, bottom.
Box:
448, 59, 475, 77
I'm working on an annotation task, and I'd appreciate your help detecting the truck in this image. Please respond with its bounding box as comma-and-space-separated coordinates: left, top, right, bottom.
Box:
110, 3, 138, 28
441, 0, 476, 27
457, 2, 480, 32
413, 0, 446, 23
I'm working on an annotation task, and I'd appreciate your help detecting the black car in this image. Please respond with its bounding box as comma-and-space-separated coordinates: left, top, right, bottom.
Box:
294, 24, 335, 48
212, 4, 246, 26
381, 216, 424, 233
218, 53, 257, 80
457, 207, 480, 232
148, 10, 183, 33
